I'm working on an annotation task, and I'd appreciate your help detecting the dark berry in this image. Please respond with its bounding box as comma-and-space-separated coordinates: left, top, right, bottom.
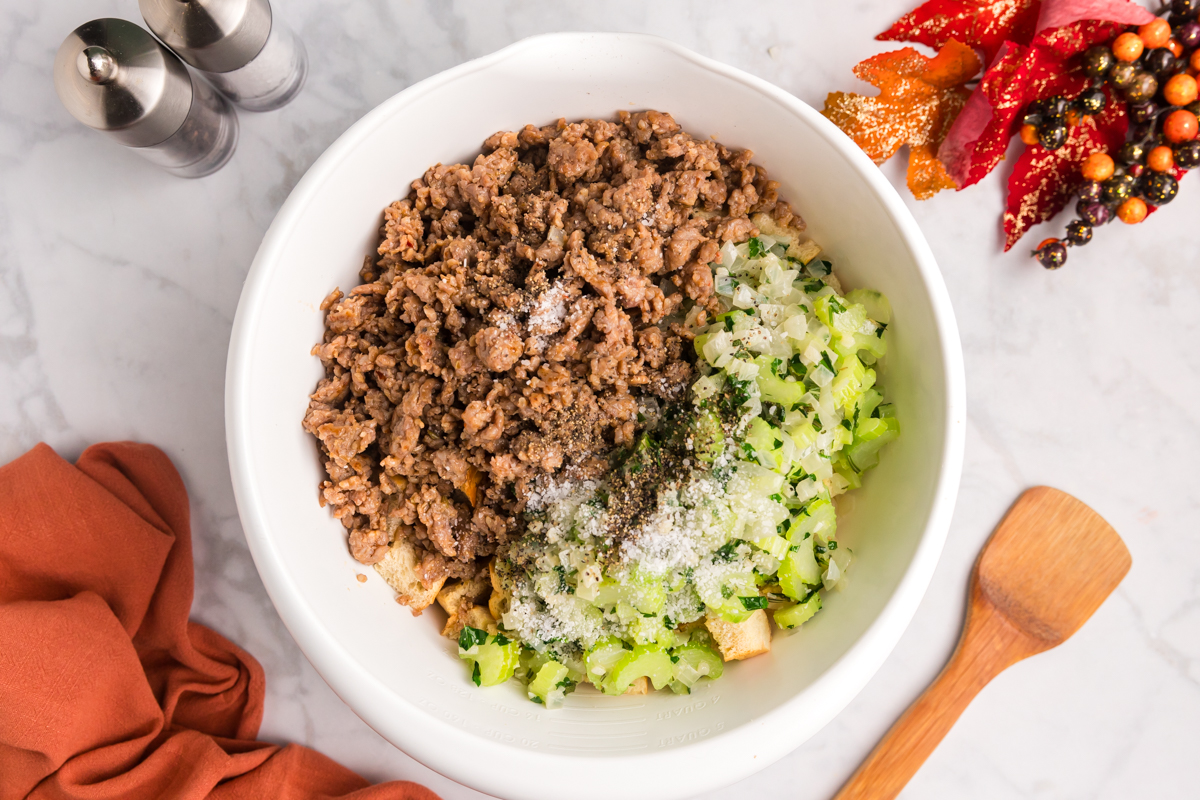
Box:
1168, 10, 1196, 27
1130, 102, 1158, 123
1076, 88, 1107, 115
1118, 141, 1147, 164
1066, 219, 1094, 246
1043, 96, 1070, 118
1077, 201, 1112, 226
1021, 110, 1043, 127
1034, 240, 1068, 269
1144, 49, 1179, 77
1185, 100, 1200, 118
1083, 46, 1116, 78
1124, 72, 1159, 103
1102, 174, 1137, 203
1129, 120, 1156, 142
1109, 63, 1138, 90
1170, 0, 1198, 15
1175, 139, 1200, 168
1039, 122, 1068, 150
1179, 22, 1200, 49
1078, 180, 1104, 202
1142, 171, 1179, 204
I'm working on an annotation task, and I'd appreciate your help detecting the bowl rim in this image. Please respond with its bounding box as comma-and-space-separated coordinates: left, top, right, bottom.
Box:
226, 30, 966, 800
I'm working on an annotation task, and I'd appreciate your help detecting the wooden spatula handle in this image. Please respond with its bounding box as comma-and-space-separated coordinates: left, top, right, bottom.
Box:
833, 592, 1034, 800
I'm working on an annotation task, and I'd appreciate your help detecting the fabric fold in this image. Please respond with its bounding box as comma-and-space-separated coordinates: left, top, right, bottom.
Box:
0, 442, 439, 800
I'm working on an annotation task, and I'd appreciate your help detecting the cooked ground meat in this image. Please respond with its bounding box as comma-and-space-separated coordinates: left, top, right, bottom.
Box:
303, 110, 803, 593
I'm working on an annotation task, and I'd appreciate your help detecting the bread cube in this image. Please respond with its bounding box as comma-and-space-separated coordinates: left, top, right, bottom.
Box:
705, 610, 771, 661
374, 537, 445, 614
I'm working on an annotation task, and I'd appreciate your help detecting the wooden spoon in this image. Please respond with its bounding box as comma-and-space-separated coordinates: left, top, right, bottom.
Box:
833, 486, 1131, 800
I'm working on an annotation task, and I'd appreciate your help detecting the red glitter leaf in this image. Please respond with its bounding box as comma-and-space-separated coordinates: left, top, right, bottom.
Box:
1032, 17, 1128, 57
822, 40, 982, 199
877, 0, 1042, 64
1003, 97, 1127, 249
940, 17, 1126, 188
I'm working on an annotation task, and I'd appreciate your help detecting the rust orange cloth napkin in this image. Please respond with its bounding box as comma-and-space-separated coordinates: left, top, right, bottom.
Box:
0, 442, 441, 800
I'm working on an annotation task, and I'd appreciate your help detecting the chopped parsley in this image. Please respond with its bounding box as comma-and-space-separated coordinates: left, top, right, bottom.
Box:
747, 237, 766, 258
459, 626, 488, 650
713, 541, 740, 562
739, 595, 769, 610
819, 351, 836, 374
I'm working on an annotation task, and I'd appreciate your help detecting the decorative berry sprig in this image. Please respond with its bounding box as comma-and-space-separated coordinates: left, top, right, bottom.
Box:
1032, 2, 1200, 269
820, 0, 1172, 270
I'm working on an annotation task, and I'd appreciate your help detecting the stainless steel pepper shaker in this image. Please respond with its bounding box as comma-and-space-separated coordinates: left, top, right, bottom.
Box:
54, 18, 238, 178
139, 0, 307, 112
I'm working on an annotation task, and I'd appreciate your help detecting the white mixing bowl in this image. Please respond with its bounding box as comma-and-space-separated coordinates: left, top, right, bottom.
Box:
226, 32, 965, 800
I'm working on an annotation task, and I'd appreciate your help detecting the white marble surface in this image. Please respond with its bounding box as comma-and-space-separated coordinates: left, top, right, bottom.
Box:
3, 1, 1198, 797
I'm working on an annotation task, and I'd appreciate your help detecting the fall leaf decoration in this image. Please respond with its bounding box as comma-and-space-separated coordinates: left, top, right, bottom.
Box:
822, 40, 982, 200
940, 19, 1126, 191
877, 0, 1041, 64
824, 0, 1167, 262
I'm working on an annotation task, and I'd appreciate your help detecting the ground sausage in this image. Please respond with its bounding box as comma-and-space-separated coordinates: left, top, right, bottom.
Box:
303, 110, 803, 603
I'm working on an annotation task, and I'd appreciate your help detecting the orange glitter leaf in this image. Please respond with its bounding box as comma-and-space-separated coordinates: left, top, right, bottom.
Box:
823, 40, 982, 200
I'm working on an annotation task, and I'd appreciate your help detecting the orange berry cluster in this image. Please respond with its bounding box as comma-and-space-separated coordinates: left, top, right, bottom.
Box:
1031, 3, 1200, 269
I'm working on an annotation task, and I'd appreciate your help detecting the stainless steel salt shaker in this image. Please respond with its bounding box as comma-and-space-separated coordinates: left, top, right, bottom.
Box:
54, 18, 238, 178
139, 0, 307, 112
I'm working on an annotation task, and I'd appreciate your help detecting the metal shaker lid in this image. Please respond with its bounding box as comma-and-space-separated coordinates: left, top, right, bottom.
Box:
139, 0, 272, 74
54, 18, 193, 148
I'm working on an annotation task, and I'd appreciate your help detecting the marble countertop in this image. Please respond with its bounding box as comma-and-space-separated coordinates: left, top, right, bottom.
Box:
4, 1, 1198, 797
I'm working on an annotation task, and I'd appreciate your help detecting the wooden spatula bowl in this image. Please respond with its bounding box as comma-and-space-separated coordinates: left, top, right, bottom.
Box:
833, 486, 1131, 800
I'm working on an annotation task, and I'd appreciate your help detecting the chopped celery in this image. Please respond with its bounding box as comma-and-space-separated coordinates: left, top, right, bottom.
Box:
528, 660, 574, 706
458, 630, 519, 687
690, 408, 725, 462
789, 496, 836, 543
832, 455, 863, 490
604, 645, 675, 694
753, 356, 808, 409
585, 636, 629, 685
774, 591, 823, 629
778, 532, 822, 599
829, 356, 873, 412
845, 416, 900, 472
671, 641, 724, 689
844, 288, 891, 324
745, 417, 781, 459
752, 534, 791, 560
856, 388, 884, 421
